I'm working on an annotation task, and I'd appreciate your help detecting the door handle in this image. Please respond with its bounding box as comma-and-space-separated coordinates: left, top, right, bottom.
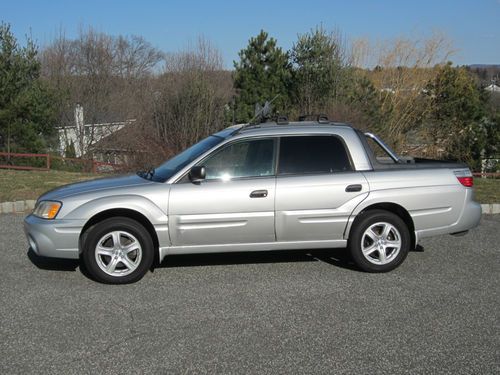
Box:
250, 190, 268, 198
345, 184, 362, 192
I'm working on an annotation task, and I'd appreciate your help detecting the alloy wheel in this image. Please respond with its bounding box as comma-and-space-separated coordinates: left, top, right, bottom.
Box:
94, 231, 143, 277
360, 222, 402, 265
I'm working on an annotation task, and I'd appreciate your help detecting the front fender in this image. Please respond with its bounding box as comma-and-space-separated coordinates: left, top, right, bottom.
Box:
62, 194, 169, 226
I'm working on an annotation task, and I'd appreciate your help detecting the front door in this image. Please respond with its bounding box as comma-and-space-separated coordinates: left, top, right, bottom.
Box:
168, 138, 277, 247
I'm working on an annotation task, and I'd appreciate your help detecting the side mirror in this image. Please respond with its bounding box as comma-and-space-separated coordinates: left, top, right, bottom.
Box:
189, 166, 206, 183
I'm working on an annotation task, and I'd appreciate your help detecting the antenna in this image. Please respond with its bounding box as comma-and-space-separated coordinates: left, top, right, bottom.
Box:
231, 94, 282, 135
248, 94, 280, 124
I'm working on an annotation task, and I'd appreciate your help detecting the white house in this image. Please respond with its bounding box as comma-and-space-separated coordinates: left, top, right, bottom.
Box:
57, 104, 135, 158
484, 84, 500, 93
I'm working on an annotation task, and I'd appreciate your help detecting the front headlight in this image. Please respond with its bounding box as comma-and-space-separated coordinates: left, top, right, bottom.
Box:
33, 201, 62, 219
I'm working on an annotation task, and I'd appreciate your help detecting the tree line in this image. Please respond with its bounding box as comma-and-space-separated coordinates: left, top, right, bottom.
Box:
0, 22, 498, 170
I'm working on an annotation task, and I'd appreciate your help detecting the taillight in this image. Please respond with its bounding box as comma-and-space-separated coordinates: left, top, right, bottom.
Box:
454, 169, 474, 187
457, 176, 473, 187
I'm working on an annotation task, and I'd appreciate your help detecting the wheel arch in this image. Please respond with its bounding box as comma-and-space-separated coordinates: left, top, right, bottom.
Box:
79, 208, 160, 265
346, 202, 416, 249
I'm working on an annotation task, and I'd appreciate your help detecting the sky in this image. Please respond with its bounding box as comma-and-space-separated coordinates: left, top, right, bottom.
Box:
1, 0, 499, 68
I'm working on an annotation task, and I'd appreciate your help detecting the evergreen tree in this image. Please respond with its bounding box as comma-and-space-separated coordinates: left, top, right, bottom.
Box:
0, 23, 57, 152
343, 71, 385, 131
290, 27, 349, 114
425, 63, 486, 166
233, 30, 291, 122
65, 140, 76, 158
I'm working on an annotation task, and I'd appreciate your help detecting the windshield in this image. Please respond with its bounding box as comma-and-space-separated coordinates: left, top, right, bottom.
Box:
141, 135, 224, 182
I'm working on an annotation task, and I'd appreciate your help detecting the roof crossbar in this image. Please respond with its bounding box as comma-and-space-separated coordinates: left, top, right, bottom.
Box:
298, 114, 329, 123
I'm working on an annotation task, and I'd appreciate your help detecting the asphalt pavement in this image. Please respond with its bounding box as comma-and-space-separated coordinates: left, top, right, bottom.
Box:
0, 214, 499, 374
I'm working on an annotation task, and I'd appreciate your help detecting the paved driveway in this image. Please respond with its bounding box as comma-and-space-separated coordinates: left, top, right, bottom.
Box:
0, 214, 499, 374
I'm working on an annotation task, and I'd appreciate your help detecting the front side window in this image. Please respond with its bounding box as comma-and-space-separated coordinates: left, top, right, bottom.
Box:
278, 136, 352, 175
202, 138, 276, 180
149, 135, 225, 182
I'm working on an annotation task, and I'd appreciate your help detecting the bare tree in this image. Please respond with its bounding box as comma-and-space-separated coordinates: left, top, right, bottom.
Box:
40, 26, 163, 156
113, 35, 164, 78
352, 32, 454, 150
143, 37, 233, 157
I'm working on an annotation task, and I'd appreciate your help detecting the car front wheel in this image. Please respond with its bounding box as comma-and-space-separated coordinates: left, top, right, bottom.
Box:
81, 217, 154, 284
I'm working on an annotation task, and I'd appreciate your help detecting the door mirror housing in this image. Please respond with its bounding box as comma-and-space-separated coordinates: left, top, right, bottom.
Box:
189, 166, 206, 183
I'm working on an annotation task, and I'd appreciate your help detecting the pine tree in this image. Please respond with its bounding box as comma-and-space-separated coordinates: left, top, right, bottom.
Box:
290, 27, 349, 114
233, 30, 291, 122
426, 63, 486, 165
0, 22, 57, 152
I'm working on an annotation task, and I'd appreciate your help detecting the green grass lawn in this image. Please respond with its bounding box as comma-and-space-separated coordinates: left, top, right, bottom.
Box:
0, 169, 498, 203
0, 169, 101, 202
474, 178, 500, 204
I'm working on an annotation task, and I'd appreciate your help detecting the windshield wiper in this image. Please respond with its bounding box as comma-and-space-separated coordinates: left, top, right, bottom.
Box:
136, 167, 156, 180
145, 167, 156, 179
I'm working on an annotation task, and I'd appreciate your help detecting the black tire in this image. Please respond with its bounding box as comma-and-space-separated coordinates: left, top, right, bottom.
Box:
348, 209, 410, 273
81, 217, 154, 284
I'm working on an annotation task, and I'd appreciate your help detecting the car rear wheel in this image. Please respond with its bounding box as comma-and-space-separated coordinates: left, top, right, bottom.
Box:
348, 210, 410, 272
81, 217, 154, 284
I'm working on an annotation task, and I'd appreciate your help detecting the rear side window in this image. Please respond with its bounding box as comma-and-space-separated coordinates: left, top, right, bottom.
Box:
278, 136, 352, 175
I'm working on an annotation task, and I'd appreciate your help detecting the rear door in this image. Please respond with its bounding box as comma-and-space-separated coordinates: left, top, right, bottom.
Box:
275, 135, 369, 242
168, 137, 277, 246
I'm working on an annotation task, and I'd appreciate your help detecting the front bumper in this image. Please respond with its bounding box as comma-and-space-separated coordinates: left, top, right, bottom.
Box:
24, 215, 86, 259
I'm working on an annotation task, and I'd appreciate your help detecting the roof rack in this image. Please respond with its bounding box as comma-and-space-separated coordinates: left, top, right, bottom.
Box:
233, 115, 289, 135
276, 115, 289, 125
298, 114, 330, 123
232, 117, 354, 136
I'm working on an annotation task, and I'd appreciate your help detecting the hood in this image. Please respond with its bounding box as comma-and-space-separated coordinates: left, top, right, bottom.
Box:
39, 174, 154, 201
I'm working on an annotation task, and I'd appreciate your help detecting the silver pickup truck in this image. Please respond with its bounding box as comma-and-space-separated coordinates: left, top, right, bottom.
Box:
24, 120, 482, 283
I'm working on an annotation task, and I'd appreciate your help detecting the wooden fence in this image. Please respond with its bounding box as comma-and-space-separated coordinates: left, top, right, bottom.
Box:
0, 151, 497, 177
0, 152, 122, 173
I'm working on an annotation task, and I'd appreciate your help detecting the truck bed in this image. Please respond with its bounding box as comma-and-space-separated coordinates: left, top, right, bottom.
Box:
356, 129, 468, 171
